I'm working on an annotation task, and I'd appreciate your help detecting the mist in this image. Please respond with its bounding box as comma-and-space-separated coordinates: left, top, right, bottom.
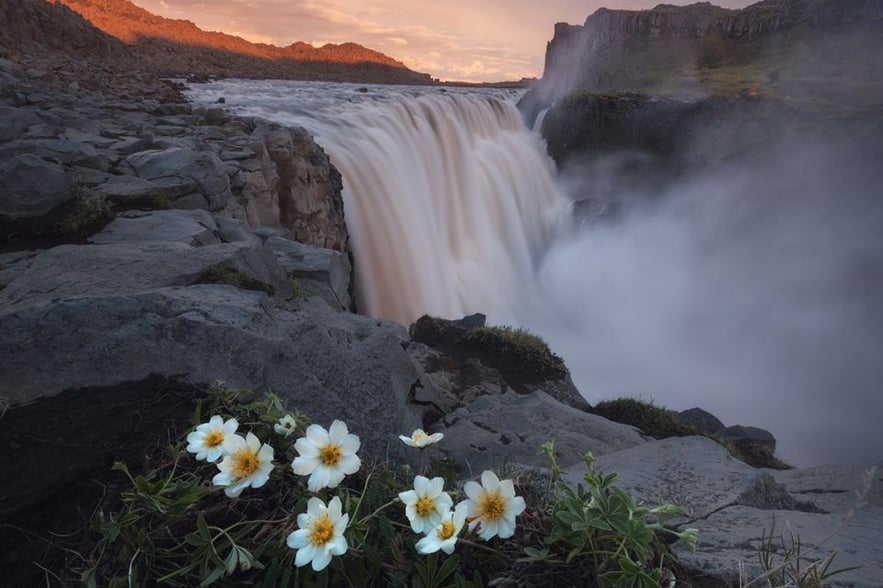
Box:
516, 132, 883, 467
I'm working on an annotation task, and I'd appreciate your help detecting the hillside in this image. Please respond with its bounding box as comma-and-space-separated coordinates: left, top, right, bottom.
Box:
3, 0, 433, 84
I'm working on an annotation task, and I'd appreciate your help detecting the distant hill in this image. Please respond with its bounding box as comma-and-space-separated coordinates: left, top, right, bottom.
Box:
533, 0, 883, 110
1, 0, 434, 84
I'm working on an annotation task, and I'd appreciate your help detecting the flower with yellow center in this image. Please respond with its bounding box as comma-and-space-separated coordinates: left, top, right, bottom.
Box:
462, 470, 526, 540
186, 415, 239, 462
399, 428, 444, 448
274, 414, 298, 437
416, 502, 468, 555
398, 475, 453, 534
291, 420, 361, 492
286, 496, 349, 571
211, 432, 275, 498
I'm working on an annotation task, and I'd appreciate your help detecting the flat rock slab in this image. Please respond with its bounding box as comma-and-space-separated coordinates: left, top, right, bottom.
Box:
563, 436, 762, 521
563, 438, 883, 587
436, 390, 647, 473
1, 241, 252, 306
676, 504, 883, 588
89, 209, 220, 246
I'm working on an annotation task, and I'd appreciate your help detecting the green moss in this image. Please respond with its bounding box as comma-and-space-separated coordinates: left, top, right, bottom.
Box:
592, 397, 696, 439
198, 264, 274, 294
463, 325, 567, 383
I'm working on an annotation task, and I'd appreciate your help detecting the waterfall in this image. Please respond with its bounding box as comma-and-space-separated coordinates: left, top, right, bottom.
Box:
302, 91, 568, 324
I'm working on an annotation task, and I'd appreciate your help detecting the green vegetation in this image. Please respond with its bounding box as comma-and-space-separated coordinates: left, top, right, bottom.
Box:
286, 272, 312, 300
463, 325, 567, 383
592, 398, 696, 440
199, 264, 275, 294
59, 187, 112, 237
79, 385, 697, 587
528, 443, 696, 587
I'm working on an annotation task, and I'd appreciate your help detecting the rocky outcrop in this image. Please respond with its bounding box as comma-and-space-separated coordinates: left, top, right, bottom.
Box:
0, 54, 349, 255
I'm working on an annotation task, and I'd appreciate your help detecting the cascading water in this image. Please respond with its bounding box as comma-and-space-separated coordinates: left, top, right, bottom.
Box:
186, 80, 883, 467
186, 81, 568, 324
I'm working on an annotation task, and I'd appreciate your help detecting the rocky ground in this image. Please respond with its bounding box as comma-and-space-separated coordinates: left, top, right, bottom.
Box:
1, 4, 882, 586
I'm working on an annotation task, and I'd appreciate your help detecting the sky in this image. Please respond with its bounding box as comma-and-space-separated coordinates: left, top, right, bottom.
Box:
131, 0, 754, 82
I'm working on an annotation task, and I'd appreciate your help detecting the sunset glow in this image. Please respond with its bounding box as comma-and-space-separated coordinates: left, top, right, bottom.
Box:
130, 0, 753, 82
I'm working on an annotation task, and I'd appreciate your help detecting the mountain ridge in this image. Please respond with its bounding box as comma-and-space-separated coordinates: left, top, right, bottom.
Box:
1, 0, 434, 84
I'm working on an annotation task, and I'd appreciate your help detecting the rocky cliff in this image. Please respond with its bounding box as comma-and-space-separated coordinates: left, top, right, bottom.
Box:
532, 0, 883, 106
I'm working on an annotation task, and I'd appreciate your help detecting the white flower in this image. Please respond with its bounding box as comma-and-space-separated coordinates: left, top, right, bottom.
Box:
399, 428, 444, 448
462, 470, 526, 540
212, 432, 275, 498
398, 475, 453, 534
416, 502, 468, 555
286, 496, 349, 571
292, 420, 361, 491
274, 414, 298, 437
186, 415, 239, 462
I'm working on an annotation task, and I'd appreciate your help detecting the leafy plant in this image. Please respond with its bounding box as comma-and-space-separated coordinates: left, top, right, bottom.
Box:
534, 443, 697, 588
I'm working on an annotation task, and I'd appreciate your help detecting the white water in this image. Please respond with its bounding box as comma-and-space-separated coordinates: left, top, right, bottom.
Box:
186, 81, 883, 467
187, 81, 567, 323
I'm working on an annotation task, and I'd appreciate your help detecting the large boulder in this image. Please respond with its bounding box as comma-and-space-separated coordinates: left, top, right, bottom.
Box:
0, 154, 74, 220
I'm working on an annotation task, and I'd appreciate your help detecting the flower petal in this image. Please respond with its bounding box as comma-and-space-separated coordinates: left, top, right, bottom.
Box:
311, 549, 332, 572
480, 470, 501, 492
464, 481, 482, 501
328, 420, 349, 444
337, 453, 361, 476
305, 423, 329, 446
294, 437, 319, 458
292, 455, 317, 476
338, 433, 361, 454
294, 544, 316, 568
287, 529, 310, 549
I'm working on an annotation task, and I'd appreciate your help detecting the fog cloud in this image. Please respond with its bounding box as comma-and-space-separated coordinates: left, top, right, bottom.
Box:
518, 131, 883, 467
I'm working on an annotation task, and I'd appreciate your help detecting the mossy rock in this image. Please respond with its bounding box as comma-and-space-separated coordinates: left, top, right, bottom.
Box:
592, 398, 696, 439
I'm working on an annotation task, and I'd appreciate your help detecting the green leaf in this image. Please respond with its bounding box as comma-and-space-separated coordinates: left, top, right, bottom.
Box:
185, 532, 207, 547
434, 553, 460, 585
196, 514, 211, 540
200, 566, 224, 587
225, 546, 239, 576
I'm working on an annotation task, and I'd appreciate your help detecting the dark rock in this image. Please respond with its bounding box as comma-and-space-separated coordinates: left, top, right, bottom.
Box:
265, 235, 353, 312
678, 407, 725, 435
409, 314, 589, 411
716, 424, 779, 468
452, 312, 486, 329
